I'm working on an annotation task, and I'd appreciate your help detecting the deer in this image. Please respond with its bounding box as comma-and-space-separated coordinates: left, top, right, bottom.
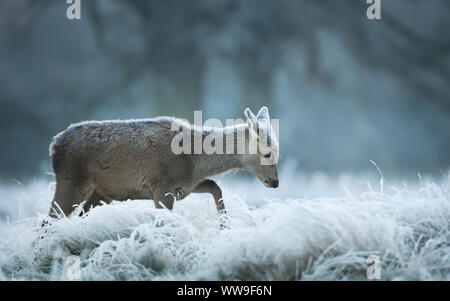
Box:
47, 107, 279, 219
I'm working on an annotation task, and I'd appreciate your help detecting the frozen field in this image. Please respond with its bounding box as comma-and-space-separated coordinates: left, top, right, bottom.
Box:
0, 165, 449, 281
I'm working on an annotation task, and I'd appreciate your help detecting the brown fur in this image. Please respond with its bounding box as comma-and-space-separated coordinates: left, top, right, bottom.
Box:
48, 109, 279, 219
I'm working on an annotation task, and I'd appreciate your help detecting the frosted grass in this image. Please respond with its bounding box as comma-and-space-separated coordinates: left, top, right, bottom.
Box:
0, 168, 449, 280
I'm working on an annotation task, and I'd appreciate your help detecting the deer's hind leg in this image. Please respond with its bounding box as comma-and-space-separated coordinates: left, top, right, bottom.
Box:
193, 179, 225, 214
49, 178, 95, 219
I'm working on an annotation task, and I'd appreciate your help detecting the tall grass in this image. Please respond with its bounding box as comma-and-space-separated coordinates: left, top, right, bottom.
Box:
0, 168, 449, 280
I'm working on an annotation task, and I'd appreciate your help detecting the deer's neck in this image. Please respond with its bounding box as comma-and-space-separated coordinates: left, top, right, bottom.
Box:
192, 124, 249, 180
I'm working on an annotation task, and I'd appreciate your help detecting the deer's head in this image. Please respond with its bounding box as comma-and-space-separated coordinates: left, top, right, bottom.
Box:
242, 107, 279, 188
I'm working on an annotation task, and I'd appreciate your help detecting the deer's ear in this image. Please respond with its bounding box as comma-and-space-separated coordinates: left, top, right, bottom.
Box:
257, 106, 270, 121
244, 108, 258, 126
246, 118, 258, 138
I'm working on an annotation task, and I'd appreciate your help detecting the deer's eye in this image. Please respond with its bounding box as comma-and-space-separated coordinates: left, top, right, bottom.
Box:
264, 153, 271, 159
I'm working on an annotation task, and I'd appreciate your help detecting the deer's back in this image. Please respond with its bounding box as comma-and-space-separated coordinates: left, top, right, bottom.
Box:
49, 117, 194, 199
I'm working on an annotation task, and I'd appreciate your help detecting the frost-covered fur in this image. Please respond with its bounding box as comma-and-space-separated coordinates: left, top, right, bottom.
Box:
48, 107, 279, 218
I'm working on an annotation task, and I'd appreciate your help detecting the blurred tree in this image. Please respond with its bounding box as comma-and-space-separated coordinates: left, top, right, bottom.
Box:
0, 0, 449, 178
79, 0, 450, 112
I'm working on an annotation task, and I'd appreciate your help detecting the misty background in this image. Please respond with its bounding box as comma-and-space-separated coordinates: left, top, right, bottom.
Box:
0, 0, 449, 181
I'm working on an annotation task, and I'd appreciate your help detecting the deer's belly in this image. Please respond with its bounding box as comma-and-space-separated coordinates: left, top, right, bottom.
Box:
93, 169, 154, 201
96, 185, 154, 201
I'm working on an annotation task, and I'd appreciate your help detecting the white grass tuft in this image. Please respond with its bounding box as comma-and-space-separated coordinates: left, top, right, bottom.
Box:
0, 170, 449, 280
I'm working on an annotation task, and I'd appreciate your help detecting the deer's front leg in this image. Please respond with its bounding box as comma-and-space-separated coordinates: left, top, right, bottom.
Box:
153, 188, 176, 210
193, 179, 225, 214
